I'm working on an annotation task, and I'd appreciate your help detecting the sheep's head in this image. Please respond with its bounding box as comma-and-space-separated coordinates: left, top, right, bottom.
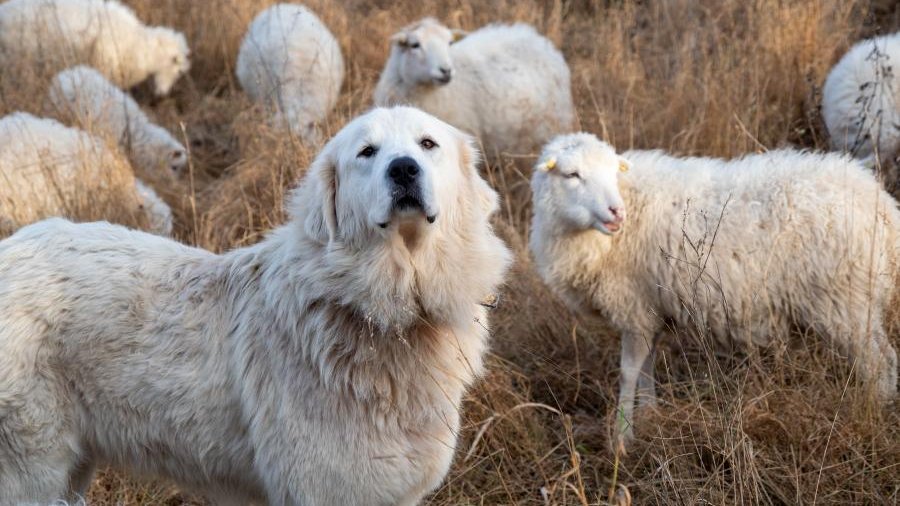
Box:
130, 123, 188, 176
148, 27, 191, 96
389, 18, 466, 87
531, 133, 630, 236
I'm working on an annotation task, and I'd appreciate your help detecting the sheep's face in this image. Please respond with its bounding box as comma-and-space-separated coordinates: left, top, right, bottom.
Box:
390, 18, 464, 87
298, 106, 489, 247
532, 134, 630, 236
149, 28, 191, 96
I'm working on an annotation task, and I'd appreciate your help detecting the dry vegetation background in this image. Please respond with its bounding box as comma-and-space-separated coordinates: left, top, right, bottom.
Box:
1, 0, 899, 504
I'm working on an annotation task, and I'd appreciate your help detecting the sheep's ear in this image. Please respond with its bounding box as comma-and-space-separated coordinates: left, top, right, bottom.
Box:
536, 156, 557, 172
618, 157, 632, 173
301, 148, 339, 244
451, 29, 468, 43
390, 31, 409, 47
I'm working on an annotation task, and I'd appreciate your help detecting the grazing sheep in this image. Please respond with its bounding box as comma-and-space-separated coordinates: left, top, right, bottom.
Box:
0, 0, 190, 95
529, 133, 899, 449
48, 66, 188, 176
0, 112, 172, 236
236, 3, 344, 141
822, 32, 900, 189
0, 107, 511, 505
374, 18, 574, 157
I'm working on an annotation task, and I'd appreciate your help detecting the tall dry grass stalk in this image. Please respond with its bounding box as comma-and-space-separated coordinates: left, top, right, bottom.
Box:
0, 0, 896, 504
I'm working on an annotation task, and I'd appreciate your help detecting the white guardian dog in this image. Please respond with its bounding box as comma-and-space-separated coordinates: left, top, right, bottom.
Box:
0, 107, 511, 505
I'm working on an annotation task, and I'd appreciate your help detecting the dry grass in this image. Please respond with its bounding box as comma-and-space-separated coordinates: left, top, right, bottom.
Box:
2, 0, 898, 504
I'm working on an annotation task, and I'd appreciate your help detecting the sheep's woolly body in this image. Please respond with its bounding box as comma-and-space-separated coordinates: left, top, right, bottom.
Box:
375, 22, 574, 156
0, 0, 189, 95
236, 4, 344, 140
0, 112, 171, 236
822, 32, 900, 186
48, 66, 188, 175
531, 140, 899, 442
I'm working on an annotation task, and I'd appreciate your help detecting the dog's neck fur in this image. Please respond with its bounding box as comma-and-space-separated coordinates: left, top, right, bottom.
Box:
217, 215, 505, 423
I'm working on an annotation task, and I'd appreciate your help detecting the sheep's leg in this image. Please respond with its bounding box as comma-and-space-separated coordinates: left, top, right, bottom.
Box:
615, 331, 655, 454
814, 305, 898, 400
836, 319, 897, 400
636, 332, 662, 408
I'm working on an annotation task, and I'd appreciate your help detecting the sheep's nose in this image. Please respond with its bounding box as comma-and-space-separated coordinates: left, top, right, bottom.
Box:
388, 156, 420, 188
439, 66, 451, 76
609, 206, 626, 222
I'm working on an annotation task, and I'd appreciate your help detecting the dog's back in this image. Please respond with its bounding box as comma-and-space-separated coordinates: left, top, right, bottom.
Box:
0, 218, 263, 504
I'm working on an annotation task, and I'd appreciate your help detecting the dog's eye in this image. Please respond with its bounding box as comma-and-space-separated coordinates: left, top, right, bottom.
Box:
563, 171, 581, 179
357, 145, 377, 158
420, 137, 437, 150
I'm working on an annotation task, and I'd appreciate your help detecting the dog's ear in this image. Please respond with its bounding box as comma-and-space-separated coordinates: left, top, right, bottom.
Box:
298, 147, 339, 244
458, 133, 499, 216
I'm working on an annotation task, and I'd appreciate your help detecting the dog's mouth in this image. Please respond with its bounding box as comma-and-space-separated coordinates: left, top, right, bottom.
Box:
378, 191, 437, 228
397, 194, 424, 211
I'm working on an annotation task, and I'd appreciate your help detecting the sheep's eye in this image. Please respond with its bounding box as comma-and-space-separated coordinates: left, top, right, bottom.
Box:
409, 41, 420, 49
563, 171, 582, 180
171, 56, 178, 64
358, 145, 377, 158
420, 137, 437, 150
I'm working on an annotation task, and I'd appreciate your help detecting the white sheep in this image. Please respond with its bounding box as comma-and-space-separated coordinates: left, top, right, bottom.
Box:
47, 66, 188, 176
235, 3, 344, 141
0, 0, 190, 95
0, 112, 172, 236
529, 133, 899, 449
822, 32, 900, 188
374, 18, 575, 157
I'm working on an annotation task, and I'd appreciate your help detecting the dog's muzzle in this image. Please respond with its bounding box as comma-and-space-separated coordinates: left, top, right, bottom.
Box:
377, 157, 437, 228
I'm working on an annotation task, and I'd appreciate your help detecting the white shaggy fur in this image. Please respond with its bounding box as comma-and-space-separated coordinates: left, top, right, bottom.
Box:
529, 133, 899, 447
374, 18, 574, 157
0, 0, 190, 95
0, 106, 511, 505
48, 66, 188, 175
822, 32, 900, 187
0, 112, 171, 236
236, 4, 344, 141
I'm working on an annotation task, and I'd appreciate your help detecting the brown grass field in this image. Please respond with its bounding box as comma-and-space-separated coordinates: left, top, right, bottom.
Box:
2, 0, 899, 504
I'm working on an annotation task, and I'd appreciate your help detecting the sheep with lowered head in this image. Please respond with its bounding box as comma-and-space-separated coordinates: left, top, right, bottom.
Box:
822, 32, 900, 190
0, 0, 190, 95
374, 18, 574, 157
48, 66, 188, 176
0, 112, 172, 236
529, 133, 899, 450
236, 4, 344, 141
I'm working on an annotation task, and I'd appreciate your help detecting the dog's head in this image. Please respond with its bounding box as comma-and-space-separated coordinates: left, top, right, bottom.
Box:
295, 106, 498, 248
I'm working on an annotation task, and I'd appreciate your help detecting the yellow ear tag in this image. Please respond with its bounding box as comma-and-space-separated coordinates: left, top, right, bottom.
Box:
544, 157, 556, 171
618, 160, 630, 173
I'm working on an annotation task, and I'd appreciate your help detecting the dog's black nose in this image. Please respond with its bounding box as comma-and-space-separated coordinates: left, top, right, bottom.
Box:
388, 156, 420, 187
